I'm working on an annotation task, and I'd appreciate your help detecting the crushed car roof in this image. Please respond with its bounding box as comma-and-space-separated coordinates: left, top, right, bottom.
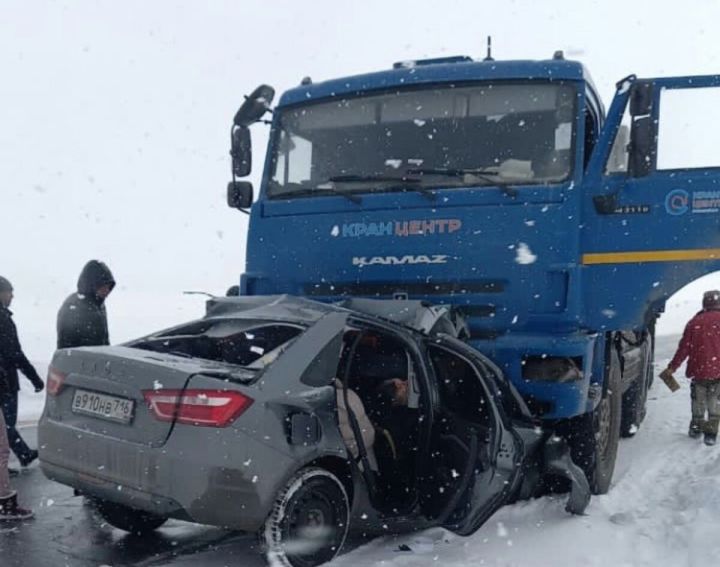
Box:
205, 294, 460, 335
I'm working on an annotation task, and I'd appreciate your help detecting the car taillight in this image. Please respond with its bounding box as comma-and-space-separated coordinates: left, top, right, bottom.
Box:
142, 389, 253, 427
47, 367, 67, 396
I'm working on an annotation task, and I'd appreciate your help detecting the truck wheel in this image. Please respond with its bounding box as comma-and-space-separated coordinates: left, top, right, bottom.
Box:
570, 348, 622, 495
262, 467, 349, 567
90, 498, 167, 535
621, 359, 650, 437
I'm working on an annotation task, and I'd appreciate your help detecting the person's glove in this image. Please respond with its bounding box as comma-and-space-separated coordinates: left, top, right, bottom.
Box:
32, 379, 45, 393
659, 368, 680, 392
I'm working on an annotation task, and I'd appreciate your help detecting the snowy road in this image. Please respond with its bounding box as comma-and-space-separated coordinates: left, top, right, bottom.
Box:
3, 333, 719, 566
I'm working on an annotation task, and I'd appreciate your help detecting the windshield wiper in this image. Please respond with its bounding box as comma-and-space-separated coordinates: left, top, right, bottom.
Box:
405, 167, 519, 197
328, 174, 436, 201
274, 187, 362, 204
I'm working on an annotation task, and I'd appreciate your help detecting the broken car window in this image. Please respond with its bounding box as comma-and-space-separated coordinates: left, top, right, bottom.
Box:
129, 319, 303, 368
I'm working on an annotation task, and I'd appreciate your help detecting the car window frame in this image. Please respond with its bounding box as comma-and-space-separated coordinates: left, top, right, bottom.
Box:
127, 318, 307, 369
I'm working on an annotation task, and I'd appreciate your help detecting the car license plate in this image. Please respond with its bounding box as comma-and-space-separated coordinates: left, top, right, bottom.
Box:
71, 389, 135, 424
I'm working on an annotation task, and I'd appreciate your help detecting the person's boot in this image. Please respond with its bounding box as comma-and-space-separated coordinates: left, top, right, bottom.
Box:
689, 424, 703, 439
8, 467, 19, 477
705, 418, 720, 446
19, 449, 38, 467
0, 492, 33, 521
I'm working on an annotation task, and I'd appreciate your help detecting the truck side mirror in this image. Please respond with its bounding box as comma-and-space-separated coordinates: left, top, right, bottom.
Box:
230, 126, 252, 177
628, 82, 656, 178
630, 82, 653, 116
227, 181, 254, 210
233, 84, 275, 127
628, 116, 656, 178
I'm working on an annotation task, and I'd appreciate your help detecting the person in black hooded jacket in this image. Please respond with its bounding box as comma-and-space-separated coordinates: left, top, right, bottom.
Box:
0, 276, 44, 469
57, 260, 116, 349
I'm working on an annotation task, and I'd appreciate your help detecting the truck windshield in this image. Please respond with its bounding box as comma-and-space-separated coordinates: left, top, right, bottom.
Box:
268, 82, 576, 199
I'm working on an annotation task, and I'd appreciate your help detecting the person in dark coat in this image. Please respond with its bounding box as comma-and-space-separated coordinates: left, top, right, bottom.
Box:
661, 290, 720, 445
0, 276, 44, 468
57, 260, 115, 349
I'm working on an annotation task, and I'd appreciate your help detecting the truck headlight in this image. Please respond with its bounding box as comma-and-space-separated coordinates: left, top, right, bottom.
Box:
521, 356, 583, 382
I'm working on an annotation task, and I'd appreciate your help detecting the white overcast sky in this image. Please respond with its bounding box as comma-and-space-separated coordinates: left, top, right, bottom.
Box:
2, 0, 720, 359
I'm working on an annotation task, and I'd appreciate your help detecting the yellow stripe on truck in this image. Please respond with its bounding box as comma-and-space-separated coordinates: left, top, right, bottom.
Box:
582, 248, 720, 265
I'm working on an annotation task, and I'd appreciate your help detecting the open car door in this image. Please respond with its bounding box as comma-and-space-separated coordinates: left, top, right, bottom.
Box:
418, 339, 525, 536
583, 74, 720, 330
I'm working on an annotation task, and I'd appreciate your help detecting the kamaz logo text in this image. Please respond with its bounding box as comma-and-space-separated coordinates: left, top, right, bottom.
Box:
333, 219, 462, 238
352, 254, 449, 267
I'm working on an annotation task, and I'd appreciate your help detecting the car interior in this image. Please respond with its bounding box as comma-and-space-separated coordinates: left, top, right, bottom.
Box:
336, 328, 497, 521
130, 319, 303, 368
337, 330, 422, 514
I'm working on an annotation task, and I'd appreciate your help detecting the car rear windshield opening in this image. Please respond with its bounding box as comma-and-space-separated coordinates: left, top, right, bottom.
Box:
130, 320, 304, 368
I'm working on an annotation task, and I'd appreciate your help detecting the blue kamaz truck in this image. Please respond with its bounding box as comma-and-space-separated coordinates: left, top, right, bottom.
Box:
226, 53, 720, 493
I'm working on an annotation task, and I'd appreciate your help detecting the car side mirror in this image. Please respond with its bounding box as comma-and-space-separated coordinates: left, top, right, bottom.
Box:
227, 181, 254, 210
230, 126, 251, 177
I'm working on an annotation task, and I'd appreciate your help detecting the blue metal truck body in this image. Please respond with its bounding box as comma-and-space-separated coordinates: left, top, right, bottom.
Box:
231, 55, 720, 429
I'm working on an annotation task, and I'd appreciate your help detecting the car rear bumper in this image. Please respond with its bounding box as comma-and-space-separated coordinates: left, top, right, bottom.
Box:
38, 417, 298, 532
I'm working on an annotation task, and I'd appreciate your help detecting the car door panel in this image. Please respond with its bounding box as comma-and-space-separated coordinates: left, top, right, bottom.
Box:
420, 342, 525, 534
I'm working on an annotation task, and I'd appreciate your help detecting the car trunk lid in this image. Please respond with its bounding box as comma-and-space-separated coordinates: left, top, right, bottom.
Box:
46, 346, 256, 447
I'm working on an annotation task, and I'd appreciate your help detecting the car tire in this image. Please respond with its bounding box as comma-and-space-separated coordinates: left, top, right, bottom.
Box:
262, 467, 349, 567
90, 498, 167, 535
569, 345, 622, 495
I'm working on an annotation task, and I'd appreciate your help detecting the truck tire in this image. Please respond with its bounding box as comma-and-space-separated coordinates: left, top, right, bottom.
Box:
262, 467, 349, 567
620, 339, 651, 437
620, 376, 647, 437
569, 347, 622, 495
90, 498, 167, 535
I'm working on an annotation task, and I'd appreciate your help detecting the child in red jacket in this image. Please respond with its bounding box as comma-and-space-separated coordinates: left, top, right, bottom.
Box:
661, 290, 720, 445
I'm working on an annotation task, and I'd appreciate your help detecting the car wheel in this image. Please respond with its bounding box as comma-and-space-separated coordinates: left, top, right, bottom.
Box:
90, 498, 167, 535
262, 467, 350, 567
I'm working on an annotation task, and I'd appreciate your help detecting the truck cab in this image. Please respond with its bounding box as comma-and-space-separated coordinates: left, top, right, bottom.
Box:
227, 54, 720, 493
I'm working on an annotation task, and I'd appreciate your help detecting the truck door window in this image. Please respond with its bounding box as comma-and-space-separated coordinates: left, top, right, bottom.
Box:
605, 104, 631, 174
657, 87, 720, 170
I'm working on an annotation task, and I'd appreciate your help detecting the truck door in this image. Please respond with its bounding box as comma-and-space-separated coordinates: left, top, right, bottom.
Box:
582, 74, 720, 331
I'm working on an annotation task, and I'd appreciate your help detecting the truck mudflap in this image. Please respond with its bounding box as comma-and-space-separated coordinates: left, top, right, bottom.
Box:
543, 435, 591, 515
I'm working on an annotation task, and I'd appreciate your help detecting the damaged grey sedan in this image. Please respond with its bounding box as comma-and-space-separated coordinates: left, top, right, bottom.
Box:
38, 295, 589, 567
